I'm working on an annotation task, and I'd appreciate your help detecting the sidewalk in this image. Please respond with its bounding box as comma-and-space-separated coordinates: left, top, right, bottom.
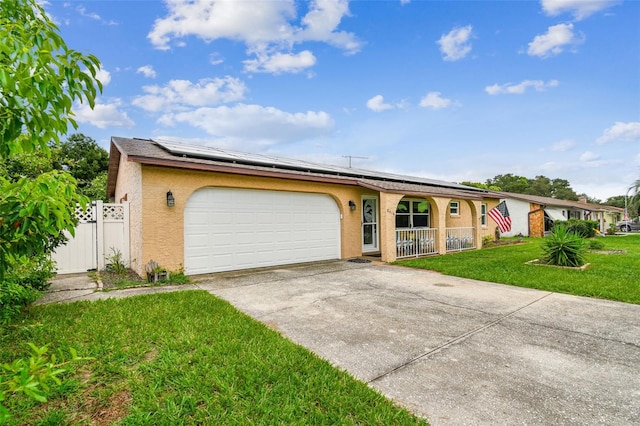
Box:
37, 273, 200, 305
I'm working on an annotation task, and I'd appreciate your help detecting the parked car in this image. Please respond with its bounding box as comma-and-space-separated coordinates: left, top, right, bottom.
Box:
616, 218, 640, 232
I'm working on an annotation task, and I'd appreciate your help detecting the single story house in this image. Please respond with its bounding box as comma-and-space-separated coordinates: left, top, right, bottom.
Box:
107, 137, 501, 276
496, 192, 624, 238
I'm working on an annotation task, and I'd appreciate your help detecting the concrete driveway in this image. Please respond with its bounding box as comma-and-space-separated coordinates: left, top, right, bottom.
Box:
195, 260, 640, 425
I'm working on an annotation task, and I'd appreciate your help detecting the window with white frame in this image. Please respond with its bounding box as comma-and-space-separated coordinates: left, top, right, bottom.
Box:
449, 201, 460, 216
396, 199, 430, 228
481, 203, 487, 226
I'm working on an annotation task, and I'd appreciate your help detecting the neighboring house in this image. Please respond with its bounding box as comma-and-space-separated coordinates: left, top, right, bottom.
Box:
107, 137, 500, 276
496, 192, 624, 237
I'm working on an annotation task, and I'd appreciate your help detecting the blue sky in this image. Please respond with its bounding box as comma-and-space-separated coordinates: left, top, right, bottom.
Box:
46, 0, 639, 200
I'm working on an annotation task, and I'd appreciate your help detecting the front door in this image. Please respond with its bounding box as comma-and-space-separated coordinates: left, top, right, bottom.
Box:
362, 197, 379, 252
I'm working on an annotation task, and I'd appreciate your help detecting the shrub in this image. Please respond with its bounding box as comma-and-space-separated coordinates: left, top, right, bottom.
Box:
541, 225, 587, 267
587, 239, 605, 250
7, 255, 56, 291
0, 281, 40, 323
0, 255, 56, 323
482, 235, 494, 248
553, 219, 598, 238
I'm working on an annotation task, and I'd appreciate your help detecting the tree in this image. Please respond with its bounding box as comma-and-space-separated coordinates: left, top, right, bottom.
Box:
0, 0, 101, 157
604, 195, 627, 209
82, 172, 109, 202
579, 194, 601, 204
550, 178, 578, 200
628, 178, 640, 218
460, 181, 501, 191
486, 174, 530, 194
528, 175, 552, 197
0, 0, 102, 275
58, 133, 109, 191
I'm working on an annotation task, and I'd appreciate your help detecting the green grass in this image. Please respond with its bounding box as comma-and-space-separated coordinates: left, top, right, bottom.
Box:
1, 291, 426, 425
397, 234, 639, 305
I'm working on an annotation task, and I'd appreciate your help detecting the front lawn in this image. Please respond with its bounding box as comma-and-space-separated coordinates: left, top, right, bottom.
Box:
397, 234, 639, 305
1, 291, 426, 425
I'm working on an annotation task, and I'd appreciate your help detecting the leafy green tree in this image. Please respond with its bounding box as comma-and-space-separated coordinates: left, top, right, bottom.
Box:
550, 178, 578, 200
0, 149, 57, 181
0, 0, 101, 156
1, 0, 101, 417
604, 195, 626, 208
486, 174, 530, 194
579, 194, 601, 204
0, 0, 102, 276
460, 181, 501, 191
58, 133, 109, 190
529, 175, 552, 197
82, 171, 109, 202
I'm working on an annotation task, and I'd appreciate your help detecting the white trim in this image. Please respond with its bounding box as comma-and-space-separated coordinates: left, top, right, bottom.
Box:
449, 201, 460, 216
362, 195, 379, 253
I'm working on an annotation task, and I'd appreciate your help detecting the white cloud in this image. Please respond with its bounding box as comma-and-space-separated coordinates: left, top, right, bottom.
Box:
76, 5, 117, 25
209, 52, 224, 65
74, 98, 134, 129
297, 0, 360, 54
147, 0, 360, 73
243, 50, 316, 74
596, 121, 640, 144
132, 77, 247, 112
366, 95, 395, 112
437, 25, 473, 62
419, 91, 454, 109
400, 0, 411, 5
580, 151, 601, 162
485, 79, 559, 95
527, 23, 583, 58
137, 65, 157, 79
95, 68, 111, 86
549, 139, 576, 152
158, 104, 334, 147
541, 0, 620, 20
148, 0, 295, 49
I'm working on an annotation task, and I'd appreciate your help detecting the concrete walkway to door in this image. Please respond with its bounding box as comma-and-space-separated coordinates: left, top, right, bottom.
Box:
194, 261, 640, 425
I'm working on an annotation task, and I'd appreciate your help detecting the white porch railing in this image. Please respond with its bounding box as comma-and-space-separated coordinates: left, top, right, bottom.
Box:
446, 227, 475, 252
396, 228, 438, 258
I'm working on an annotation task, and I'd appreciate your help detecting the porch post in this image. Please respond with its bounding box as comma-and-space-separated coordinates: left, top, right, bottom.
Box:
379, 192, 405, 263
430, 198, 450, 255
469, 200, 482, 250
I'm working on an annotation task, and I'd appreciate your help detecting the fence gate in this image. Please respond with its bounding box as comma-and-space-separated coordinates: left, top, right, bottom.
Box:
52, 201, 130, 274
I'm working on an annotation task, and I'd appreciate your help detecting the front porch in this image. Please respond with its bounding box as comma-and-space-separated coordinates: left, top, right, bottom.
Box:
395, 226, 476, 258
370, 192, 494, 263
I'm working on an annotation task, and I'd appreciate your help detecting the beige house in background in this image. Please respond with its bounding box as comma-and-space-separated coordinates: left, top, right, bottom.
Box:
107, 137, 500, 277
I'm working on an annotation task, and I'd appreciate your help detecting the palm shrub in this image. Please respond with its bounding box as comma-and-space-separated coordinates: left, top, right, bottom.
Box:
541, 225, 587, 267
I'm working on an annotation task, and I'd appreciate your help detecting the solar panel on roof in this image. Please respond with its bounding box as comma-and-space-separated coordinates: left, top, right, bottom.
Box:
152, 138, 482, 192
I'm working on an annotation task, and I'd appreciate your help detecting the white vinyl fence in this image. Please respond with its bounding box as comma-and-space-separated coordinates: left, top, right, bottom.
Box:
52, 201, 130, 274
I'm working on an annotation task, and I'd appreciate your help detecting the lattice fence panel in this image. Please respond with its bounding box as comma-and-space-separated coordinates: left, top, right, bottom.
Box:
74, 205, 95, 223
103, 204, 125, 221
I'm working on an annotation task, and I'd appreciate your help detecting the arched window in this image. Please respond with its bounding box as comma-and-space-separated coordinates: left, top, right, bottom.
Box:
396, 199, 430, 228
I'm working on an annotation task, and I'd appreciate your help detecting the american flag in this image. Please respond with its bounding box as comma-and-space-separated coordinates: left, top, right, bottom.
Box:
488, 201, 512, 233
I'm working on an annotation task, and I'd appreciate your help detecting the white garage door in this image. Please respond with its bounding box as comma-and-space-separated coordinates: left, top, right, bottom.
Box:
184, 188, 341, 275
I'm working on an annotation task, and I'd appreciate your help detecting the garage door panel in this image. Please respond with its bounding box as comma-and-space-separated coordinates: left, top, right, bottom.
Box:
184, 188, 340, 274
